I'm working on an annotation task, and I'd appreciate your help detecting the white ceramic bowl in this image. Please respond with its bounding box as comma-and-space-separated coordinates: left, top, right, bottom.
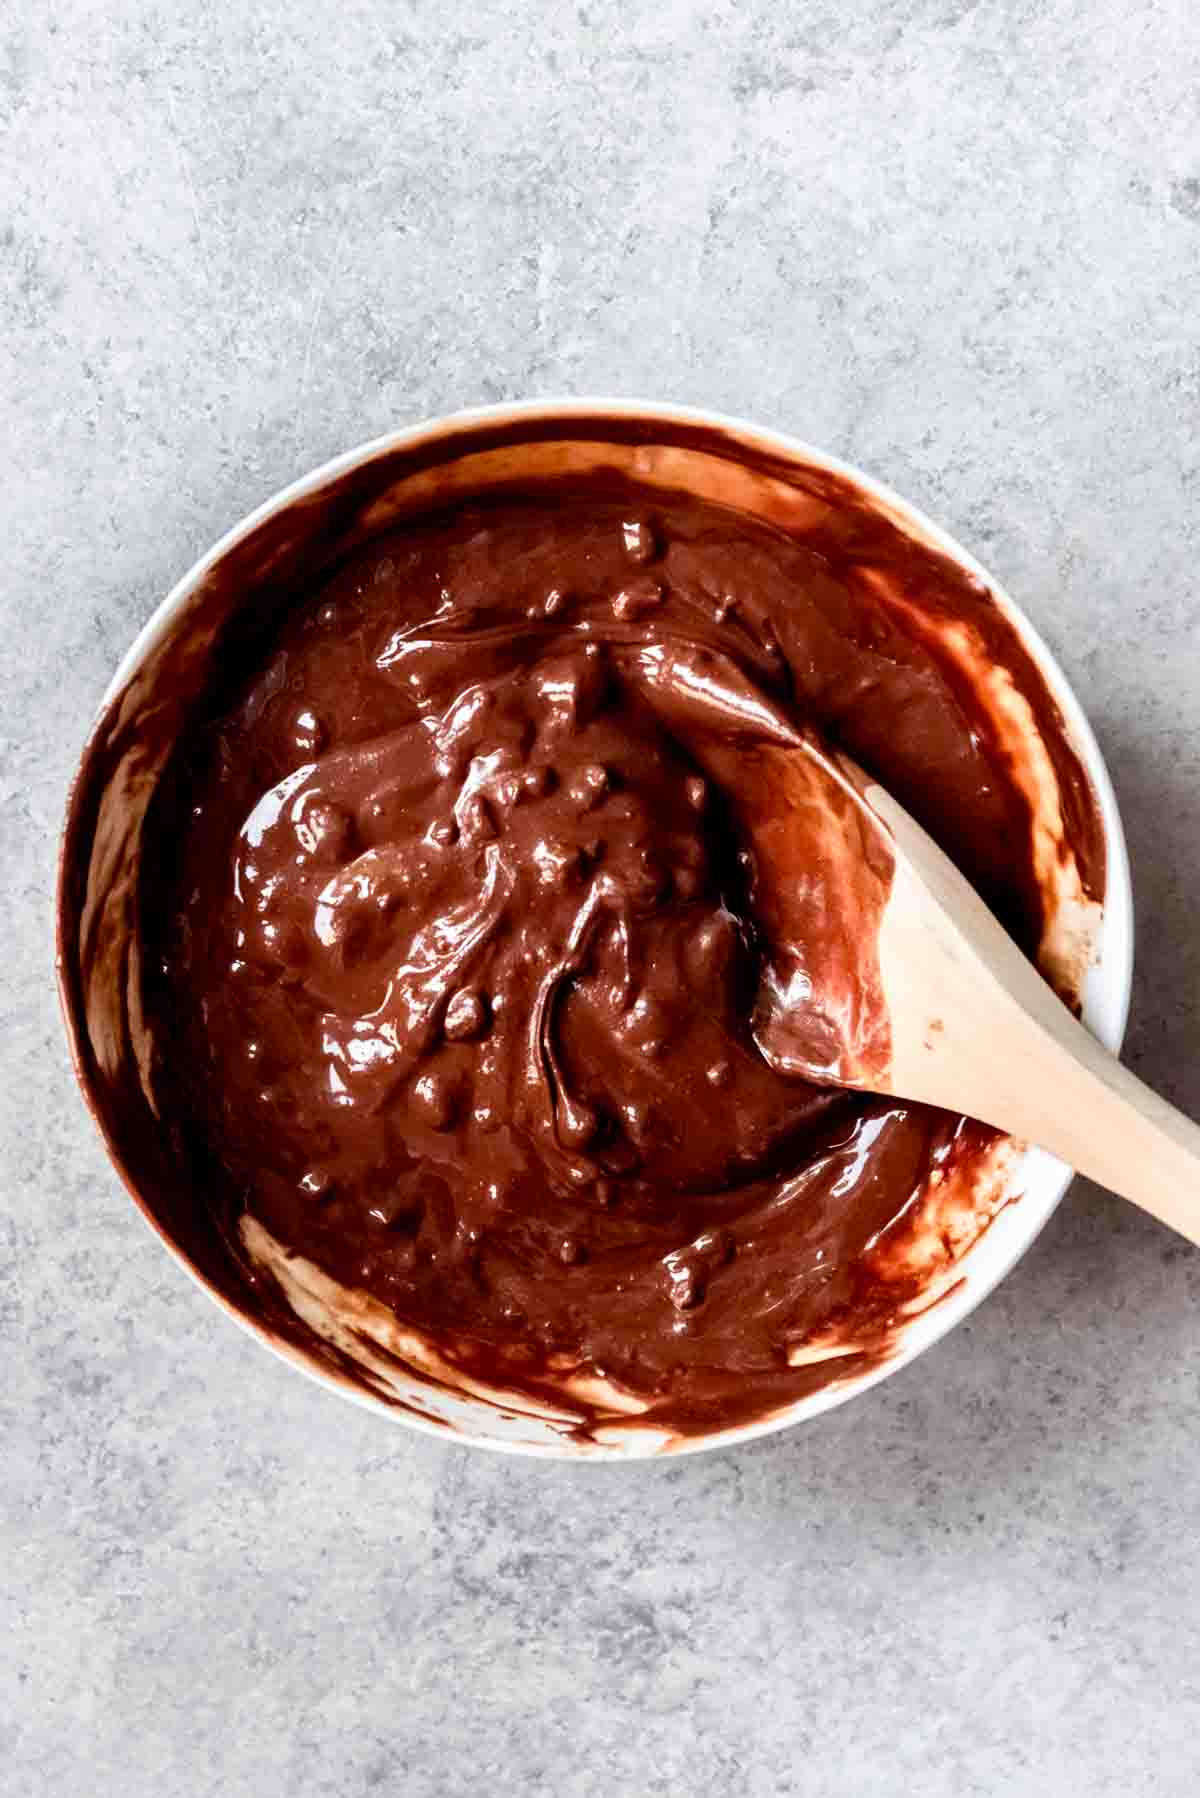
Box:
57, 400, 1133, 1459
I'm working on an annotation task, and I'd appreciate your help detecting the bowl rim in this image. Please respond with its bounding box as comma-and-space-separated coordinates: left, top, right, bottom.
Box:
56, 396, 1135, 1462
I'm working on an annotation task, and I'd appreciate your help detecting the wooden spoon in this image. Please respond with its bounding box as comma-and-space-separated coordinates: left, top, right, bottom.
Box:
623, 640, 1200, 1242
836, 776, 1200, 1240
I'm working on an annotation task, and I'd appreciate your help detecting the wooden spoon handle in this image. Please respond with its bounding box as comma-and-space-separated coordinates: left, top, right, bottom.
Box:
948, 990, 1200, 1244
868, 783, 1200, 1242
1048, 1046, 1200, 1242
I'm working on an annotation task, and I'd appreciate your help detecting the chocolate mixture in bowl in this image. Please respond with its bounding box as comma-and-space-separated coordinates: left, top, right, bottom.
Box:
138, 477, 1103, 1439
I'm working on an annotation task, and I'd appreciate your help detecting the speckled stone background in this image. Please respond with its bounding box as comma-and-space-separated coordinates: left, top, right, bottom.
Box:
6, 1, 1200, 1791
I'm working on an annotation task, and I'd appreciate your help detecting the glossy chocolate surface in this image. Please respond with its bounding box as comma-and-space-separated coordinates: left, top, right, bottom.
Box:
131, 478, 1102, 1435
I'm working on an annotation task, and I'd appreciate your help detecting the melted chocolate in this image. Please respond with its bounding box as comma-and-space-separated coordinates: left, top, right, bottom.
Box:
132, 482, 1102, 1437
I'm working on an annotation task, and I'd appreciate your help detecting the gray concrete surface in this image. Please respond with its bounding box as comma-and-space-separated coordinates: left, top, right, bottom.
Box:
5, 1, 1200, 1792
